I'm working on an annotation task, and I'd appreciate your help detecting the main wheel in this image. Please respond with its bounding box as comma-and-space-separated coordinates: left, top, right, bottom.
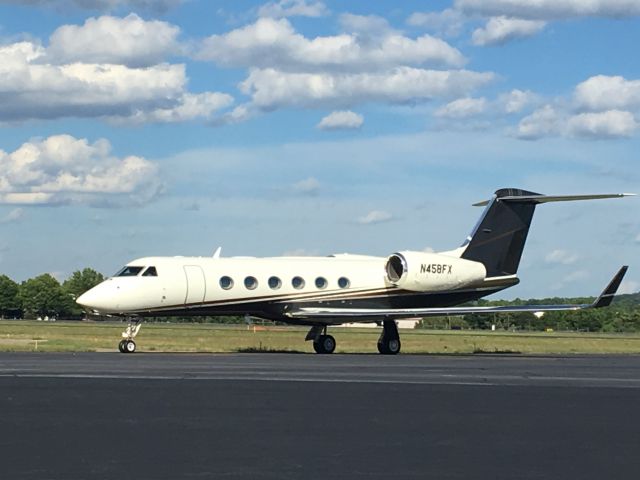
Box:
321, 334, 336, 354
313, 334, 336, 354
386, 338, 401, 355
118, 340, 126, 353
124, 339, 136, 353
377, 338, 401, 355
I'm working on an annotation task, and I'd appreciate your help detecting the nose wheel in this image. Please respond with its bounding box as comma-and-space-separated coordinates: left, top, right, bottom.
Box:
118, 339, 137, 353
118, 320, 141, 353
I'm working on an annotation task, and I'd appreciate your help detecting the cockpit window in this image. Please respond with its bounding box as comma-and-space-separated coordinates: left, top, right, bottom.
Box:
142, 266, 158, 277
115, 266, 144, 277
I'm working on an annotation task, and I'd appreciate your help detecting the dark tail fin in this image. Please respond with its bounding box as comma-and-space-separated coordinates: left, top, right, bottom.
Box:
461, 188, 541, 278
460, 188, 633, 278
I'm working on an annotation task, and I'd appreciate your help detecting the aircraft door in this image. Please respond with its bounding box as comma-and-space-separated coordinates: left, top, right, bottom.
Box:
184, 265, 206, 304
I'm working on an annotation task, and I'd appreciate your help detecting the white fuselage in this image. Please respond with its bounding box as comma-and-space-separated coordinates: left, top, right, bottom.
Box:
78, 254, 389, 315
76, 250, 498, 321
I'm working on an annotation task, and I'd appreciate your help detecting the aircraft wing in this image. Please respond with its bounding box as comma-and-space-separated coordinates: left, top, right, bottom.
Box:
290, 266, 628, 320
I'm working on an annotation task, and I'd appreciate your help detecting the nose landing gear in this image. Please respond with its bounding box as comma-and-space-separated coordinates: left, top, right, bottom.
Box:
118, 320, 142, 353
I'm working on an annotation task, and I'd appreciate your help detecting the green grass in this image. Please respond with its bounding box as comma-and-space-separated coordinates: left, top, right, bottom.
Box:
1, 320, 640, 354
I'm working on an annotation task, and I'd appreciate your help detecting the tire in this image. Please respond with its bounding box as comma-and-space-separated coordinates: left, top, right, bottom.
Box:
377, 341, 389, 355
387, 338, 401, 355
321, 335, 336, 354
313, 335, 336, 354
124, 340, 136, 353
377, 338, 401, 355
118, 340, 126, 353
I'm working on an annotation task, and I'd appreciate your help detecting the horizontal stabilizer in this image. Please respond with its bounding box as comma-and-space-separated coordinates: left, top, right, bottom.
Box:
473, 193, 635, 207
291, 267, 628, 321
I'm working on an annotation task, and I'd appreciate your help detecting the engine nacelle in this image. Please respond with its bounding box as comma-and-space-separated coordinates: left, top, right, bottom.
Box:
385, 251, 486, 292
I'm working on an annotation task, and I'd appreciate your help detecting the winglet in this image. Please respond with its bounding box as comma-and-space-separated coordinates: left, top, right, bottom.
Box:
593, 266, 628, 308
213, 246, 222, 259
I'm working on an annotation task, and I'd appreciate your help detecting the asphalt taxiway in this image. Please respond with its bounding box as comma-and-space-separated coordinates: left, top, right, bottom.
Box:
1, 353, 639, 479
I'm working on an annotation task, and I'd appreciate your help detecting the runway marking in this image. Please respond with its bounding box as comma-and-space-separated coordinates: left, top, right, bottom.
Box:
2, 372, 640, 388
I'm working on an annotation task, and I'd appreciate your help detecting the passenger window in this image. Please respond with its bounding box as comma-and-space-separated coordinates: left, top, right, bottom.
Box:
115, 266, 144, 277
292, 276, 305, 289
142, 266, 158, 277
268, 276, 282, 289
220, 276, 234, 290
338, 277, 350, 289
315, 277, 328, 289
244, 276, 258, 290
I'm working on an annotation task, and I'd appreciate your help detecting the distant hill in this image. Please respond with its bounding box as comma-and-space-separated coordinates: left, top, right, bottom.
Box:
611, 291, 640, 308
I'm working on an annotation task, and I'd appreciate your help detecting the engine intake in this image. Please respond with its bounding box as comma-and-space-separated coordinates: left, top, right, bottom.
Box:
385, 251, 486, 292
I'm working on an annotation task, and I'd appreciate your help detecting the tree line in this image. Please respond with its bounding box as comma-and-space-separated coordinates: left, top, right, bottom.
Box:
417, 293, 640, 333
0, 269, 105, 319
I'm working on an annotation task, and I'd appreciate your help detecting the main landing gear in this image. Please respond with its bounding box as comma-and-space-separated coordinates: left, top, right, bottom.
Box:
305, 320, 402, 355
118, 320, 142, 354
377, 320, 401, 355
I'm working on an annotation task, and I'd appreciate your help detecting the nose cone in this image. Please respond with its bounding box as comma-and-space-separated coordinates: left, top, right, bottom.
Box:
76, 283, 114, 313
76, 287, 99, 310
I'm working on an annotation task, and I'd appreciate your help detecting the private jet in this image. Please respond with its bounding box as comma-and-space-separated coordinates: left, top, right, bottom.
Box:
77, 188, 633, 354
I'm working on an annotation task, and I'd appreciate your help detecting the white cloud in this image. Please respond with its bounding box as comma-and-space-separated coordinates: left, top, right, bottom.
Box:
292, 177, 320, 194
317, 110, 363, 130
258, 0, 328, 18
562, 269, 589, 282
472, 16, 546, 46
435, 97, 487, 118
0, 0, 183, 12
499, 89, 537, 113
545, 249, 579, 265
574, 75, 640, 111
0, 208, 24, 224
212, 104, 257, 126
197, 17, 466, 71
567, 110, 637, 138
517, 105, 638, 140
357, 210, 393, 225
119, 92, 234, 124
0, 135, 162, 206
407, 9, 465, 37
456, 0, 640, 20
47, 14, 181, 67
338, 13, 395, 35
0, 41, 232, 123
515, 105, 562, 139
240, 67, 495, 110
551, 269, 590, 290
513, 75, 640, 140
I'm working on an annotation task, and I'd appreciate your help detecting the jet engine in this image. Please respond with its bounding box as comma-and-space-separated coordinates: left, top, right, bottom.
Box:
385, 251, 487, 292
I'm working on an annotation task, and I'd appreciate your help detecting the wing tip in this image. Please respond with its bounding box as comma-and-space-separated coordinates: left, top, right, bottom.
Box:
593, 266, 628, 308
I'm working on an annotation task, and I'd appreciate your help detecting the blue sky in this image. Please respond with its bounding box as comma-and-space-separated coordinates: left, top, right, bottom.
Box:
0, 0, 638, 298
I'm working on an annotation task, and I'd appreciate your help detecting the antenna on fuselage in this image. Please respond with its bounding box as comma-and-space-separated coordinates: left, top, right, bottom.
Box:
213, 247, 222, 259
